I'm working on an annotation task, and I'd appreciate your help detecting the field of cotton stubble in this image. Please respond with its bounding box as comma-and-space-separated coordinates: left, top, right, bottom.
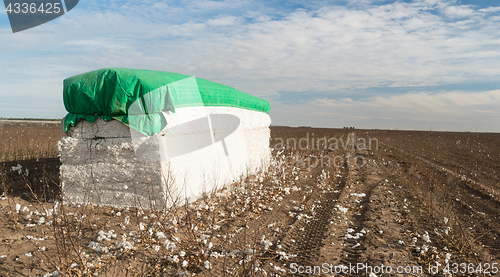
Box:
1, 120, 499, 277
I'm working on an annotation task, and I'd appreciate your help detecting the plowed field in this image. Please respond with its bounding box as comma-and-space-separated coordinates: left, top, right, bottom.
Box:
1, 123, 499, 276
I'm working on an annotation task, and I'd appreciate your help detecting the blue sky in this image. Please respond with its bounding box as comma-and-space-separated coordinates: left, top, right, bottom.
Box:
1, 0, 500, 132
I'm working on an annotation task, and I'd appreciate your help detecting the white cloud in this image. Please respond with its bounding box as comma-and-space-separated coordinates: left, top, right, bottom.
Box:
479, 7, 500, 13
301, 90, 500, 131
443, 5, 475, 18
207, 16, 240, 27
2, 0, 500, 130
5, 0, 499, 96
312, 90, 500, 109
267, 90, 499, 131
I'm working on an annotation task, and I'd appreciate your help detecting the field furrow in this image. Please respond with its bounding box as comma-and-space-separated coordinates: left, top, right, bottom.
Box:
1, 124, 499, 276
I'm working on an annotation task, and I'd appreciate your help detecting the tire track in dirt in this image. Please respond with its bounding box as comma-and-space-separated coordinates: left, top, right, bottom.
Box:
315, 133, 423, 277
276, 132, 356, 275
339, 174, 377, 268
336, 153, 398, 276
281, 162, 349, 274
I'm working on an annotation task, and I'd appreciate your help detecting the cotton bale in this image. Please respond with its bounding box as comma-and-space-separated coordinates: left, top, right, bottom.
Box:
58, 68, 271, 209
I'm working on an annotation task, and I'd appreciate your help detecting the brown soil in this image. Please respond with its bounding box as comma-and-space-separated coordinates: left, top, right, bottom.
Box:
0, 126, 499, 276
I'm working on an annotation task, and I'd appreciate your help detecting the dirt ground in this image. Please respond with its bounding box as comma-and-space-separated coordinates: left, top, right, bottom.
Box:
0, 126, 499, 276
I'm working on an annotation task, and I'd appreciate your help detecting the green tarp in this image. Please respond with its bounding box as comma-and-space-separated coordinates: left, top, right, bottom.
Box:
62, 68, 271, 135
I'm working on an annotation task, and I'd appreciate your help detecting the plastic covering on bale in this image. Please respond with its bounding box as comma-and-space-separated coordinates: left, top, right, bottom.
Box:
58, 68, 271, 209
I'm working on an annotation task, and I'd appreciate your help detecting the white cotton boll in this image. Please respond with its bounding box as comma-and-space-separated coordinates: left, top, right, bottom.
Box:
139, 222, 145, 230
156, 231, 166, 240
115, 239, 134, 251
164, 239, 176, 252
11, 164, 22, 174
244, 249, 256, 255
445, 253, 451, 263
45, 209, 53, 217
88, 242, 109, 253
97, 230, 116, 242
97, 231, 106, 242
260, 235, 272, 250
171, 255, 179, 263
42, 271, 60, 277
335, 205, 348, 213
15, 204, 21, 213
423, 232, 431, 243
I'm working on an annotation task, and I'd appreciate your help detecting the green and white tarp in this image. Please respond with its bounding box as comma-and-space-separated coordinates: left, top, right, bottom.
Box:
62, 68, 271, 136
58, 68, 272, 209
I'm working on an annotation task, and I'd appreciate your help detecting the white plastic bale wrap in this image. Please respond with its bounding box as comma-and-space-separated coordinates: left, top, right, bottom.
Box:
58, 107, 271, 209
